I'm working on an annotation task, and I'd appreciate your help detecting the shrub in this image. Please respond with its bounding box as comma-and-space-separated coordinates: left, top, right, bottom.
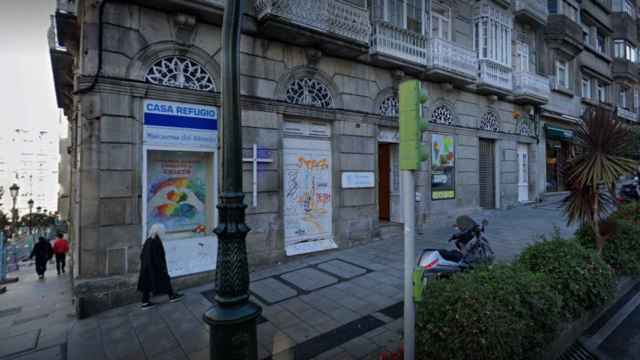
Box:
576, 219, 640, 275
416, 265, 562, 360
611, 201, 640, 225
518, 238, 614, 319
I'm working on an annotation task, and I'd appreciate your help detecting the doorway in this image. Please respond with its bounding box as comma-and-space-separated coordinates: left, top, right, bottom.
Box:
479, 139, 496, 209
517, 144, 529, 202
378, 143, 391, 221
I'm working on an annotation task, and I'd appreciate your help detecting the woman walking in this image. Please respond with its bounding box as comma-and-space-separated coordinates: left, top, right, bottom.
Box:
137, 224, 183, 309
29, 237, 53, 279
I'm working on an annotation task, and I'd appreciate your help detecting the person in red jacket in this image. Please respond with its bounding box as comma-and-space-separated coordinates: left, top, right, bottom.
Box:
52, 233, 70, 275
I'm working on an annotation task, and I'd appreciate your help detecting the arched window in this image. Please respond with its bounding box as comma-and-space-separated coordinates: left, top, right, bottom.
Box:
379, 96, 399, 117
145, 56, 216, 91
284, 78, 333, 108
480, 111, 501, 132
431, 105, 454, 125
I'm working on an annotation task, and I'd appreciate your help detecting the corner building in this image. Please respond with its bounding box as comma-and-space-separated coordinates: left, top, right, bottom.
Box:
50, 0, 640, 315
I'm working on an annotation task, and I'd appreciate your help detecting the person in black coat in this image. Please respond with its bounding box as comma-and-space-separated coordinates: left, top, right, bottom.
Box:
137, 224, 183, 309
30, 237, 53, 279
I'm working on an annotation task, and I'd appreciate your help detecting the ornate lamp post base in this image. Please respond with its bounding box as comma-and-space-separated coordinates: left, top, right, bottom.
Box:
204, 302, 261, 359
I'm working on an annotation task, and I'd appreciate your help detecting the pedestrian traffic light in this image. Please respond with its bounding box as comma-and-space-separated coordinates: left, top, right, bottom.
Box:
399, 80, 428, 170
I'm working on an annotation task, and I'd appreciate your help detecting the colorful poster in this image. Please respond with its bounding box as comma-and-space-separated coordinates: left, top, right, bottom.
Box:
146, 151, 209, 237
283, 138, 336, 256
431, 134, 456, 200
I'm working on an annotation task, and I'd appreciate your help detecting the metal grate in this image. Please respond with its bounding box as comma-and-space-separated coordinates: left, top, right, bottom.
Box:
557, 342, 598, 360
479, 139, 496, 208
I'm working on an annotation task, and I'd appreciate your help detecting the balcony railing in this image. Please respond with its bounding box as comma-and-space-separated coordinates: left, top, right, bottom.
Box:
255, 0, 370, 44
426, 37, 477, 80
617, 107, 638, 122
478, 60, 513, 91
514, 0, 548, 24
370, 21, 428, 65
513, 71, 550, 102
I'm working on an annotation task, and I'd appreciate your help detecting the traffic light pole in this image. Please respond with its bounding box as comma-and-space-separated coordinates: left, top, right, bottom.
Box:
402, 170, 416, 360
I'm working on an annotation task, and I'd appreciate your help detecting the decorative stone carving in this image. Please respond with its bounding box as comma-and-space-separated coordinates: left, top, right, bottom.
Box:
379, 96, 399, 117
144, 56, 216, 91
480, 111, 501, 132
284, 78, 333, 108
305, 48, 323, 67
431, 105, 455, 126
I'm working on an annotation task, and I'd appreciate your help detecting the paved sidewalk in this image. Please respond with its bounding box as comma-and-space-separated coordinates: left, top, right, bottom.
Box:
0, 204, 575, 360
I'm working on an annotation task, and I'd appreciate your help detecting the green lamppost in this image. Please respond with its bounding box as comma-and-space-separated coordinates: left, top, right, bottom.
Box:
9, 184, 19, 237
203, 0, 261, 358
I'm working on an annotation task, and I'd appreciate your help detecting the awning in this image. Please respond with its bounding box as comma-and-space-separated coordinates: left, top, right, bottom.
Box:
545, 126, 575, 141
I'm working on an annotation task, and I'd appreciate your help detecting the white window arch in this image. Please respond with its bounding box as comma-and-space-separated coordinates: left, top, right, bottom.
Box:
144, 56, 216, 91
284, 78, 334, 108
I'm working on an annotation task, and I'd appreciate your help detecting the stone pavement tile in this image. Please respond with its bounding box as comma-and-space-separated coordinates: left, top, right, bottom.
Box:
279, 297, 313, 315
262, 308, 300, 329
154, 347, 189, 360
251, 277, 298, 304
296, 308, 333, 327
280, 321, 320, 343
99, 314, 129, 331
366, 328, 402, 350
0, 330, 39, 358
136, 324, 179, 357
310, 317, 340, 334
312, 346, 355, 360
260, 303, 285, 318
384, 318, 403, 334
317, 260, 367, 279
102, 336, 146, 360
272, 347, 296, 360
325, 308, 360, 326
341, 336, 380, 359
174, 325, 210, 354
260, 327, 296, 355
280, 268, 338, 292
129, 308, 167, 330
11, 345, 64, 360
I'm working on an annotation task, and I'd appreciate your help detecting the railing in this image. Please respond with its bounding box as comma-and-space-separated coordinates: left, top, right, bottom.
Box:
478, 60, 513, 91
370, 21, 428, 65
514, 0, 548, 23
617, 106, 638, 122
426, 37, 477, 80
513, 71, 550, 101
255, 0, 370, 44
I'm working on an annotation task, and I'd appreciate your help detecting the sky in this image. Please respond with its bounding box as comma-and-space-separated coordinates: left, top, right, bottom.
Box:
0, 0, 63, 212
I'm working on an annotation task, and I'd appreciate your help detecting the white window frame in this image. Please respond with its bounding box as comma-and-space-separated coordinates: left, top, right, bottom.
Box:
515, 41, 530, 72
581, 77, 592, 99
384, 0, 428, 34
555, 60, 569, 89
430, 2, 451, 40
634, 87, 640, 113
595, 30, 606, 54
623, 0, 635, 17
473, 4, 512, 67
597, 82, 607, 103
620, 86, 629, 109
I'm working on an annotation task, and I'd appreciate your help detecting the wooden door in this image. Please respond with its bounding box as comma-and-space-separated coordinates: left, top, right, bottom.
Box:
378, 144, 391, 221
479, 139, 496, 209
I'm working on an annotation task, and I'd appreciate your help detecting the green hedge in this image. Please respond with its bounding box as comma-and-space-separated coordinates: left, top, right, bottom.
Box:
576, 219, 640, 275
416, 265, 562, 360
518, 238, 614, 319
610, 202, 640, 225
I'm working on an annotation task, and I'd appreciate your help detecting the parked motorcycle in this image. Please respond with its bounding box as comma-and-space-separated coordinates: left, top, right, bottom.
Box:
413, 216, 495, 302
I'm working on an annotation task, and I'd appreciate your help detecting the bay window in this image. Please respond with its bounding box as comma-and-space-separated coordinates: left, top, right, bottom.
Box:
473, 4, 512, 67
623, 0, 635, 17
431, 2, 451, 40
614, 40, 638, 62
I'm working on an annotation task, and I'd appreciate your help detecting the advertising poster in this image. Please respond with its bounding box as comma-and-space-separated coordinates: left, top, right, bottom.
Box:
283, 138, 336, 256
431, 134, 456, 200
146, 150, 216, 277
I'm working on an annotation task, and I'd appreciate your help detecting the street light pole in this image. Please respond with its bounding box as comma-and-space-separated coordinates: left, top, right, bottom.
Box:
203, 0, 261, 358
28, 200, 34, 236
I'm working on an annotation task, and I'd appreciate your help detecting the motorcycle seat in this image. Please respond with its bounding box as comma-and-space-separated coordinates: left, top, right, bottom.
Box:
439, 250, 463, 262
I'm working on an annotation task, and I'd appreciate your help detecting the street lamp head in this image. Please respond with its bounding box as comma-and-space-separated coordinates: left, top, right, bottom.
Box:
9, 184, 19, 199
28, 199, 34, 210
36, 206, 42, 213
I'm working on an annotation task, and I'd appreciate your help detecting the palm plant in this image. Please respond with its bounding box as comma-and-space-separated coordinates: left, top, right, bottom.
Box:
563, 107, 637, 253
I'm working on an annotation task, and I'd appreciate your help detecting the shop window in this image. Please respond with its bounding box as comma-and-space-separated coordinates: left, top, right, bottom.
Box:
284, 78, 334, 108
379, 96, 399, 117
480, 111, 501, 132
431, 104, 454, 125
145, 56, 216, 92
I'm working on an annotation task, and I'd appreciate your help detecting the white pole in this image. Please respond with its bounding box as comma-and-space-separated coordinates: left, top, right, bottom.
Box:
252, 144, 258, 207
402, 169, 416, 360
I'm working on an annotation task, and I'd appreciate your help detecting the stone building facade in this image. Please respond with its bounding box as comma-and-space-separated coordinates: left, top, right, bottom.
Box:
50, 0, 640, 315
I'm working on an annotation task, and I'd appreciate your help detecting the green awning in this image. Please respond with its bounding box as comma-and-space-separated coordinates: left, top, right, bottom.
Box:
545, 126, 575, 141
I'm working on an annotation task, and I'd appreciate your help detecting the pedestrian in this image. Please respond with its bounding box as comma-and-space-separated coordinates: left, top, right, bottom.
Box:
52, 233, 70, 275
137, 224, 183, 309
29, 237, 53, 280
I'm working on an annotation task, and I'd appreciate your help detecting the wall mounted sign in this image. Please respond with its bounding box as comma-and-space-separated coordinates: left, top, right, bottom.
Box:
341, 172, 375, 188
431, 133, 456, 200
283, 120, 331, 137
143, 99, 218, 150
377, 129, 400, 143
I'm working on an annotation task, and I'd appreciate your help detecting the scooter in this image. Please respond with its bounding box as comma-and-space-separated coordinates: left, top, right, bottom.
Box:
413, 216, 494, 302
